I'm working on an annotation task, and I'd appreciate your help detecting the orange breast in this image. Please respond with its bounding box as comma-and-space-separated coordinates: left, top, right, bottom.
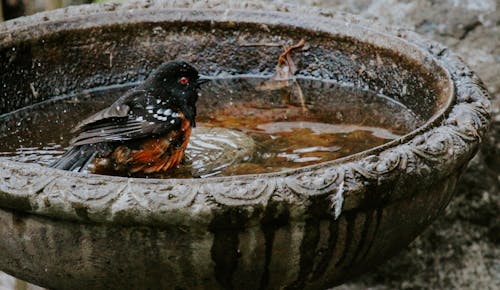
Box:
130, 113, 192, 174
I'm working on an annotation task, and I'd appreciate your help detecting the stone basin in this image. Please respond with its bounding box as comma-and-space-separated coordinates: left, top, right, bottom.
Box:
0, 2, 491, 290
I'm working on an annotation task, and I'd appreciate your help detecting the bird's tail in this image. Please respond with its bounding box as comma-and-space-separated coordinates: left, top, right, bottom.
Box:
50, 145, 97, 172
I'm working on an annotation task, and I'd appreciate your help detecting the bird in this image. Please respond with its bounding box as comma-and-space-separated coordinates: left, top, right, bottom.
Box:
50, 61, 206, 175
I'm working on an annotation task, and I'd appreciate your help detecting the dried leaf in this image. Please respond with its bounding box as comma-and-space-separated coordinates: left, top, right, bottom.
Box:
241, 39, 308, 112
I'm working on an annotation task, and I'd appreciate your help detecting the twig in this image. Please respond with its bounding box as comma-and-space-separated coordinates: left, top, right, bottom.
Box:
277, 39, 305, 66
292, 78, 307, 113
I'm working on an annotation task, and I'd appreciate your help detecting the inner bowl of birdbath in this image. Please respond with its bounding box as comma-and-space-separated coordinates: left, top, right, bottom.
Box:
0, 2, 490, 290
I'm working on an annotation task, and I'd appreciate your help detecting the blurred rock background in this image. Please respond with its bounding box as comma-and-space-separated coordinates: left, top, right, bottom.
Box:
0, 0, 498, 289
0, 0, 94, 20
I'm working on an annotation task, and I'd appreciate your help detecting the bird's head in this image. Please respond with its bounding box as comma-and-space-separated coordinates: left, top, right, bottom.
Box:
145, 60, 207, 126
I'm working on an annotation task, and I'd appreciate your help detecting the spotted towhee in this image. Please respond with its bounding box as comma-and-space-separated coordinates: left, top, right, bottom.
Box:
51, 61, 205, 175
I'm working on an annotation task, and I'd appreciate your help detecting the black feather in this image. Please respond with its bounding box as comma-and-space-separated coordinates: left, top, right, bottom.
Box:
50, 145, 96, 171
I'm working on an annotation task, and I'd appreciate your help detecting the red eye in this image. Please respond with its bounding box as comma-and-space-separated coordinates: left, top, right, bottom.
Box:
179, 77, 189, 85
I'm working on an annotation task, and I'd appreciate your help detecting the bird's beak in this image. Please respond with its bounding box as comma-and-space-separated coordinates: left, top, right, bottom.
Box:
197, 76, 210, 86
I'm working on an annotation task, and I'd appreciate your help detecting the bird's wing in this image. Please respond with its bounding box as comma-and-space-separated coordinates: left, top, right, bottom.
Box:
70, 91, 184, 146
71, 90, 146, 133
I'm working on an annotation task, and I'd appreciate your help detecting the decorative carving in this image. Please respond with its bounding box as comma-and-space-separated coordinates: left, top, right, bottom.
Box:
0, 163, 55, 197
353, 151, 403, 179
128, 181, 199, 210
41, 177, 123, 206
410, 129, 455, 162
285, 167, 344, 196
203, 177, 281, 206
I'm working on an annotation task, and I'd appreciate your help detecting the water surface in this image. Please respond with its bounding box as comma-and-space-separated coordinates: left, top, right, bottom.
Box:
0, 77, 422, 177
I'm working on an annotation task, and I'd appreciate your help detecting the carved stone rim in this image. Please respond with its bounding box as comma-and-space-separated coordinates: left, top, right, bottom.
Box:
0, 2, 491, 227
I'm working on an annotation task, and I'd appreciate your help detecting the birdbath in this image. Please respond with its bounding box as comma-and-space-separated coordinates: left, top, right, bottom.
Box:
0, 2, 491, 290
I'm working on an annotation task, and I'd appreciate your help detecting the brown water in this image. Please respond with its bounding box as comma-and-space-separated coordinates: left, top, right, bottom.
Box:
0, 77, 423, 177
